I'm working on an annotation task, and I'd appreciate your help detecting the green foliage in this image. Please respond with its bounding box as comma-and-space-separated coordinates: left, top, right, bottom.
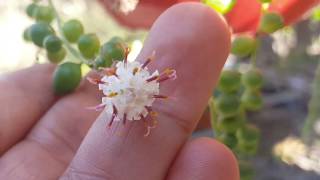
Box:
47, 47, 66, 64
62, 19, 84, 43
231, 35, 257, 58
30, 22, 54, 47
213, 67, 263, 179
23, 27, 32, 41
217, 114, 245, 133
218, 70, 241, 93
97, 37, 126, 67
236, 124, 260, 143
242, 69, 263, 90
259, 12, 284, 34
78, 33, 100, 59
44, 35, 62, 53
34, 5, 55, 23
53, 62, 82, 95
236, 124, 260, 155
215, 94, 241, 117
217, 133, 238, 149
26, 3, 39, 18
241, 90, 263, 111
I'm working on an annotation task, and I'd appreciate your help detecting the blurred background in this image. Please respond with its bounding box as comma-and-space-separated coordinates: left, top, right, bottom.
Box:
1, 0, 320, 179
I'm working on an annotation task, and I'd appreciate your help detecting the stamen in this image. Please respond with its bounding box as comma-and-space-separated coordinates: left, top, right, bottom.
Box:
162, 68, 176, 77
156, 69, 177, 83
86, 104, 106, 111
153, 95, 168, 99
143, 118, 157, 137
144, 106, 158, 117
103, 67, 117, 77
124, 47, 130, 65
140, 114, 145, 120
141, 51, 155, 69
123, 113, 127, 125
144, 126, 152, 137
108, 105, 118, 127
87, 77, 104, 85
150, 111, 158, 117
132, 67, 139, 75
156, 76, 170, 83
107, 92, 118, 97
145, 106, 152, 112
108, 114, 115, 127
146, 75, 159, 82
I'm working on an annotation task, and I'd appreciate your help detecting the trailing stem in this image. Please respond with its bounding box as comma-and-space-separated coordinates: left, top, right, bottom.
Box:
48, 0, 90, 65
302, 60, 320, 143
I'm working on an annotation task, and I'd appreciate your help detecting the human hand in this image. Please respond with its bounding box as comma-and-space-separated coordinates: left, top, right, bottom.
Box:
0, 3, 238, 180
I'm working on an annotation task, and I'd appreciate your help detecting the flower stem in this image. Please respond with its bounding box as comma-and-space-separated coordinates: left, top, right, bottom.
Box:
48, 0, 89, 65
250, 39, 259, 67
302, 61, 320, 143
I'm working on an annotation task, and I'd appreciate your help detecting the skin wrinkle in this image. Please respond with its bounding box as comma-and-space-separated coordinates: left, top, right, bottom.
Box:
0, 141, 63, 180
27, 124, 76, 163
25, 138, 69, 168
1, 151, 28, 177
0, 64, 57, 154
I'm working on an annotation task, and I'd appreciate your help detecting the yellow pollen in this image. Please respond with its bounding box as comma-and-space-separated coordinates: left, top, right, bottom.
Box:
150, 111, 158, 117
107, 92, 118, 97
104, 68, 117, 76
164, 68, 174, 75
133, 67, 139, 75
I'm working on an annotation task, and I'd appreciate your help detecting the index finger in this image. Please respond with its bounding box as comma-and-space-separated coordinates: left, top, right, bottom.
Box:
62, 2, 231, 179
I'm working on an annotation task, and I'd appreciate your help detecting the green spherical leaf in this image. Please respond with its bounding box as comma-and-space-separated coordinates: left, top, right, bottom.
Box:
236, 124, 260, 143
26, 3, 39, 18
98, 37, 125, 67
44, 35, 62, 53
215, 94, 240, 117
236, 124, 260, 155
218, 70, 241, 93
78, 33, 100, 59
238, 140, 259, 155
23, 27, 32, 41
231, 35, 257, 57
30, 22, 55, 47
47, 47, 66, 64
242, 69, 263, 90
62, 19, 84, 43
259, 12, 284, 34
218, 114, 245, 133
53, 62, 82, 95
94, 56, 110, 68
217, 133, 238, 149
241, 90, 263, 111
34, 6, 54, 23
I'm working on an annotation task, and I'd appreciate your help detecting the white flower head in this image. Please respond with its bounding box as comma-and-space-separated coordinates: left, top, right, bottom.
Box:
87, 51, 176, 136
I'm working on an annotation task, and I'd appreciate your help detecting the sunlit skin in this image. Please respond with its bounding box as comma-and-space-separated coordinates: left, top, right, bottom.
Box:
0, 3, 239, 180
